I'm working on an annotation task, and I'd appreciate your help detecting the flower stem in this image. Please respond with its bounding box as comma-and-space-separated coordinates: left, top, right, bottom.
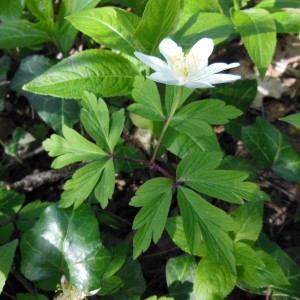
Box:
151, 86, 184, 163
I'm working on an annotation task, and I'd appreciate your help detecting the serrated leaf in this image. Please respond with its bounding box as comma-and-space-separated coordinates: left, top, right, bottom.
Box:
0, 20, 50, 49
195, 257, 236, 300
177, 151, 261, 204
11, 55, 80, 133
166, 216, 203, 257
235, 242, 265, 268
231, 8, 276, 78
280, 113, 300, 128
94, 159, 115, 208
43, 125, 106, 169
232, 200, 264, 243
134, 0, 181, 53
129, 76, 165, 121
172, 100, 242, 128
257, 234, 300, 299
242, 117, 300, 183
21, 204, 111, 292
0, 0, 24, 22
130, 178, 173, 258
108, 109, 125, 151
0, 240, 18, 293
166, 254, 197, 300
163, 127, 221, 158
237, 249, 289, 292
23, 50, 139, 99
178, 187, 237, 274
66, 7, 140, 55
59, 159, 112, 208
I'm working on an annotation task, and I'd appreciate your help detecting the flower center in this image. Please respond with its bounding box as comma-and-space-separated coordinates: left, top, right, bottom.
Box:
168, 52, 201, 83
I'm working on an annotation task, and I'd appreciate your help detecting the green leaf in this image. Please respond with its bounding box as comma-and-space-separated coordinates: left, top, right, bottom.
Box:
212, 79, 257, 111
59, 159, 113, 208
235, 242, 265, 268
66, 7, 140, 55
0, 240, 18, 294
21, 204, 111, 292
0, 20, 50, 49
178, 187, 237, 274
232, 200, 264, 243
0, 0, 24, 22
108, 109, 125, 152
173, 12, 234, 48
194, 257, 236, 300
16, 200, 50, 232
130, 178, 173, 258
242, 117, 300, 183
11, 55, 80, 133
166, 254, 197, 299
54, 0, 101, 55
272, 9, 300, 33
94, 159, 115, 208
237, 249, 289, 292
163, 127, 221, 158
80, 92, 110, 149
177, 151, 261, 204
43, 124, 106, 169
255, 0, 300, 8
99, 276, 124, 296
26, 0, 53, 22
280, 113, 300, 128
231, 8, 276, 78
129, 76, 165, 122
171, 100, 242, 136
257, 234, 300, 299
166, 216, 203, 256
23, 50, 139, 99
134, 0, 181, 53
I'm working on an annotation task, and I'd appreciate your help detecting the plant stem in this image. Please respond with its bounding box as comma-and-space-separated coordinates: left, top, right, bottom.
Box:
151, 86, 184, 162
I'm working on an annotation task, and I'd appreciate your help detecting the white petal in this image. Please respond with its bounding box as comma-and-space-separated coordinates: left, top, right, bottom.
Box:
159, 38, 183, 61
205, 74, 241, 84
202, 62, 240, 76
148, 71, 180, 85
189, 38, 214, 60
184, 81, 214, 89
134, 51, 168, 71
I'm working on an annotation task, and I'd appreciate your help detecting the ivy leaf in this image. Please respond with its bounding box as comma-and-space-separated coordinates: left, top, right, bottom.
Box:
166, 254, 197, 299
130, 178, 173, 258
178, 186, 237, 274
242, 117, 300, 183
134, 0, 181, 53
21, 204, 111, 292
0, 240, 18, 294
231, 200, 264, 243
43, 124, 106, 169
23, 50, 139, 99
0, 20, 50, 49
66, 7, 140, 55
11, 55, 80, 133
194, 257, 236, 300
231, 8, 276, 78
59, 159, 114, 209
129, 76, 165, 122
177, 151, 261, 204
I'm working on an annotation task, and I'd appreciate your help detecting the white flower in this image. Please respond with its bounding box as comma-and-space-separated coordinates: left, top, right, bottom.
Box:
55, 275, 100, 300
134, 38, 241, 88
